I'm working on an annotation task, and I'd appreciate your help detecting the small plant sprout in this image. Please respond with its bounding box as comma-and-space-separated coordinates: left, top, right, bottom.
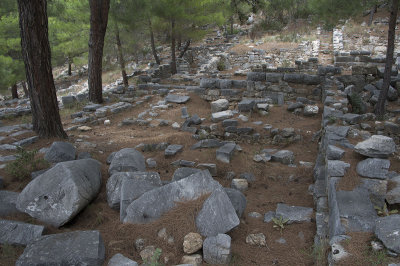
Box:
272, 216, 289, 234
374, 203, 398, 217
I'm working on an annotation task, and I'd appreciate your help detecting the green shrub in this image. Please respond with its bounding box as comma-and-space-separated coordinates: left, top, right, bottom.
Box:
5, 147, 49, 180
217, 60, 225, 71
349, 92, 363, 114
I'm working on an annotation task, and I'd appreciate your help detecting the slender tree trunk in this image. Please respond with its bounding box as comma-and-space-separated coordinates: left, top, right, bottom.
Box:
170, 19, 177, 74
179, 40, 191, 58
67, 57, 72, 76
88, 0, 110, 104
375, 0, 398, 118
368, 5, 378, 26
17, 0, 66, 138
230, 16, 234, 35
148, 18, 160, 65
22, 81, 28, 97
11, 83, 19, 99
177, 35, 182, 50
115, 24, 128, 89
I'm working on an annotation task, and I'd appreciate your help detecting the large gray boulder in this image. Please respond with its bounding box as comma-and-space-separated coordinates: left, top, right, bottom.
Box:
354, 135, 396, 158
224, 188, 246, 218
196, 188, 240, 237
356, 158, 390, 179
165, 94, 190, 104
387, 176, 400, 204
203, 234, 232, 264
271, 150, 295, 165
123, 170, 221, 224
16, 230, 105, 266
120, 172, 162, 220
44, 141, 76, 163
211, 99, 229, 113
0, 220, 44, 246
109, 148, 146, 175
16, 159, 102, 227
375, 215, 400, 253
0, 190, 19, 216
327, 160, 350, 177
108, 253, 138, 266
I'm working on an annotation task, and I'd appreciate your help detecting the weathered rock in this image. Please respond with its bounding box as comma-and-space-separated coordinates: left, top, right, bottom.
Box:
224, 188, 246, 218
16, 230, 105, 266
165, 94, 190, 104
123, 170, 220, 223
356, 158, 390, 179
197, 163, 217, 176
16, 159, 102, 227
238, 99, 255, 112
0, 190, 19, 216
165, 144, 183, 157
287, 102, 304, 112
275, 203, 313, 224
83, 104, 102, 112
211, 99, 229, 113
196, 188, 240, 237
203, 234, 232, 264
231, 179, 248, 191
386, 176, 400, 204
120, 172, 163, 220
139, 246, 159, 262
183, 233, 203, 254
303, 105, 319, 116
354, 135, 395, 158
108, 253, 138, 266
180, 254, 202, 266
212, 110, 233, 122
172, 168, 202, 181
191, 139, 224, 150
0, 220, 44, 246
375, 214, 400, 253
247, 72, 266, 82
216, 143, 236, 163
327, 145, 345, 160
246, 233, 267, 247
271, 150, 295, 165
108, 148, 146, 175
264, 211, 276, 223
327, 160, 350, 177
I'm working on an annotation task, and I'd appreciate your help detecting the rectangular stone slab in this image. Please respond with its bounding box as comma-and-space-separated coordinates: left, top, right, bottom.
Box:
0, 220, 44, 246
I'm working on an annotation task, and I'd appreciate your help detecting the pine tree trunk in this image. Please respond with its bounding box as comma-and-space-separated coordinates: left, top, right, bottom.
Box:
179, 40, 191, 58
148, 18, 160, 65
170, 19, 177, 75
22, 81, 28, 98
375, 0, 398, 118
115, 24, 128, 89
11, 83, 19, 99
17, 0, 66, 138
88, 0, 110, 104
67, 57, 72, 76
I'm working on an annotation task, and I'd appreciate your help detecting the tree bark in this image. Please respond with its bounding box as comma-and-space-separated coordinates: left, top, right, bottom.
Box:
375, 0, 398, 118
115, 23, 128, 89
11, 83, 19, 99
22, 81, 28, 98
67, 57, 72, 76
148, 18, 160, 65
88, 0, 110, 104
179, 40, 191, 58
368, 5, 378, 26
17, 0, 66, 138
170, 19, 177, 74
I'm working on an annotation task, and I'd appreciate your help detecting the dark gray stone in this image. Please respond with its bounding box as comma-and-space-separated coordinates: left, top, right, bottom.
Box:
191, 139, 224, 150
0, 220, 44, 246
327, 160, 350, 177
327, 145, 345, 160
106, 152, 116, 165
304, 75, 321, 85
16, 159, 102, 227
271, 150, 295, 165
356, 158, 390, 179
109, 148, 146, 175
222, 119, 238, 128
83, 104, 102, 112
224, 188, 246, 218
165, 94, 190, 104
108, 253, 138, 266
0, 191, 19, 216
172, 168, 202, 181
387, 176, 400, 204
264, 211, 276, 223
287, 102, 304, 112
239, 172, 256, 182
61, 95, 76, 105
375, 215, 400, 253
77, 151, 91, 159
336, 189, 378, 232
203, 234, 232, 264
247, 72, 266, 82
385, 121, 400, 134
120, 172, 162, 221
200, 78, 217, 88
165, 144, 183, 157
16, 230, 105, 266
283, 73, 304, 83
342, 113, 362, 125
238, 99, 256, 112
196, 188, 240, 237
197, 163, 217, 176
265, 73, 283, 83
275, 203, 313, 224
354, 135, 396, 158
216, 143, 236, 163
123, 170, 221, 223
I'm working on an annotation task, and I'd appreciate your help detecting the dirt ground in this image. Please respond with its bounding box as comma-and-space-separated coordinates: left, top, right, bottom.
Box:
0, 91, 321, 265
